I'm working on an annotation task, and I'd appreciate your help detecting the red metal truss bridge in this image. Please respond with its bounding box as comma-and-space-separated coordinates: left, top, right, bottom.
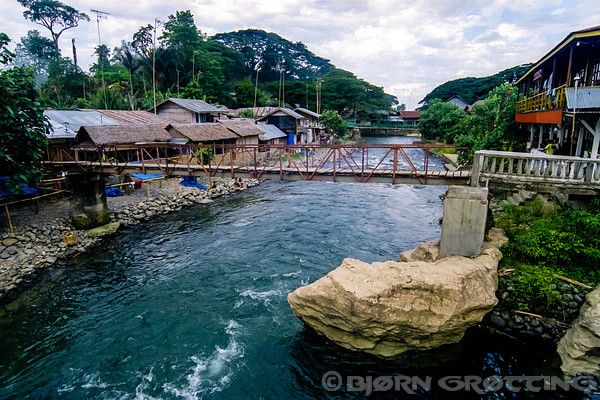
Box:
44, 143, 471, 186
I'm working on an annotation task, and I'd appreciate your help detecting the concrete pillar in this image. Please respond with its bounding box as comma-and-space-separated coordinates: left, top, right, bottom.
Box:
576, 126, 585, 157
559, 126, 565, 147
538, 125, 544, 148
528, 125, 535, 149
592, 118, 600, 159
440, 186, 489, 258
69, 172, 110, 230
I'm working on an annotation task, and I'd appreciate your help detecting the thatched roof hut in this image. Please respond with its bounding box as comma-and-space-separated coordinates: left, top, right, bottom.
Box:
77, 124, 172, 146
218, 119, 263, 138
168, 123, 238, 142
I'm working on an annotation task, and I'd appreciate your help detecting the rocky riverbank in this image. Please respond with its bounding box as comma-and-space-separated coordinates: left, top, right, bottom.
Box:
0, 177, 259, 303
484, 280, 589, 342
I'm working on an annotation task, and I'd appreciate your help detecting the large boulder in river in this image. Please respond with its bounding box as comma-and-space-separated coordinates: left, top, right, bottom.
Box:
288, 240, 503, 358
557, 286, 600, 377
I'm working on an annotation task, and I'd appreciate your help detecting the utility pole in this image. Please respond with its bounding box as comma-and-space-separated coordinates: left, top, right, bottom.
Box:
91, 9, 110, 110
253, 65, 260, 108
152, 18, 162, 114
315, 78, 322, 114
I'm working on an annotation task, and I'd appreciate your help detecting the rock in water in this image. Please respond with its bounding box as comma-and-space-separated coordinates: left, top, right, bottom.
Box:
288, 243, 502, 358
86, 222, 120, 238
557, 286, 600, 377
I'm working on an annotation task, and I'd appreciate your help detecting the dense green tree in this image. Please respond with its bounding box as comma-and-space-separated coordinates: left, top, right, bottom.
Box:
320, 110, 348, 137
233, 78, 269, 107
90, 44, 110, 73
320, 69, 396, 119
454, 83, 520, 162
17, 0, 89, 54
13, 30, 58, 80
160, 10, 203, 55
418, 99, 464, 141
39, 56, 85, 108
213, 29, 332, 81
0, 33, 48, 188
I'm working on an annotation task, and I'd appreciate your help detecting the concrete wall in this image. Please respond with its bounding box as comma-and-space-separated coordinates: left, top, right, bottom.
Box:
440, 186, 489, 257
156, 102, 194, 123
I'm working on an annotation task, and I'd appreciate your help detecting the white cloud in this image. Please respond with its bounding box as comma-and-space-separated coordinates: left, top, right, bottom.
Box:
1, 0, 598, 109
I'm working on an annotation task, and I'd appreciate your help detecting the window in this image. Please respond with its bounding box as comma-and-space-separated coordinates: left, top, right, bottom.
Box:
591, 62, 600, 86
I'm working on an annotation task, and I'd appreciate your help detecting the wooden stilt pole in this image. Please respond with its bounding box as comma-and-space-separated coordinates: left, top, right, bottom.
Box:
4, 204, 14, 233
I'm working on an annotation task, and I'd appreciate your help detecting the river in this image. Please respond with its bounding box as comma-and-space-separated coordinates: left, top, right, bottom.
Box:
0, 137, 585, 399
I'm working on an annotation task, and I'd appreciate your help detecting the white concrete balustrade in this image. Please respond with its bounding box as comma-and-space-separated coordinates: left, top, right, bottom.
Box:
471, 150, 600, 190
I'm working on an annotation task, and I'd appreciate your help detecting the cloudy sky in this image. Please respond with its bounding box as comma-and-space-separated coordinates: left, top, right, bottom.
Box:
1, 0, 598, 108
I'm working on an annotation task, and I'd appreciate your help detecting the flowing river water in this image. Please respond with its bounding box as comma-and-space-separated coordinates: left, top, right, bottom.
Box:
0, 137, 588, 399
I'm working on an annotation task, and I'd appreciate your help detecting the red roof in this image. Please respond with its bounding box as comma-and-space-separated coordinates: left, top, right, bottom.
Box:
400, 111, 421, 119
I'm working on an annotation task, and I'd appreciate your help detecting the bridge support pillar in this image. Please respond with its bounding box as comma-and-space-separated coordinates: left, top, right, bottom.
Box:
69, 172, 110, 230
440, 186, 488, 258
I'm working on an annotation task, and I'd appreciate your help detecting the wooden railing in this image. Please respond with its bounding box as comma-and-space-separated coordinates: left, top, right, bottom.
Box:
515, 85, 567, 114
471, 150, 600, 189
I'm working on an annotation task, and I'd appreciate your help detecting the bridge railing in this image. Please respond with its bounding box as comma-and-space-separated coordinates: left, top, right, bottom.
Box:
45, 143, 466, 184
471, 150, 600, 188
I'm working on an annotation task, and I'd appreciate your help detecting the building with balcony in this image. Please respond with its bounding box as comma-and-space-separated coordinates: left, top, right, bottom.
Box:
515, 26, 600, 158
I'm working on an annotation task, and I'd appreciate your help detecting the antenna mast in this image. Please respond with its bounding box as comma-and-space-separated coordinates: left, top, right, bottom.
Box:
91, 9, 110, 110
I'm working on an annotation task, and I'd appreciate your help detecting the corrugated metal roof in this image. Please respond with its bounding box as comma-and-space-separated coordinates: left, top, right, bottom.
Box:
566, 87, 600, 109
259, 107, 305, 120
294, 108, 320, 118
45, 110, 120, 139
232, 107, 279, 118
256, 124, 287, 140
95, 110, 167, 124
159, 98, 220, 113
399, 110, 421, 119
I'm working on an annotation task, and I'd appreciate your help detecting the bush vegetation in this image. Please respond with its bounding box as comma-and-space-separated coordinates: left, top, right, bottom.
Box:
494, 197, 600, 314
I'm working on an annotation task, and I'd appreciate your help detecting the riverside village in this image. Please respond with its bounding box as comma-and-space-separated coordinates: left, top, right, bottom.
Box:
1, 1, 600, 398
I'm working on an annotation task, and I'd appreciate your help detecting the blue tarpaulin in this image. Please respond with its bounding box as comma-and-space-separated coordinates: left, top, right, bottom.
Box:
105, 187, 124, 197
130, 173, 162, 180
179, 176, 208, 190
0, 177, 37, 198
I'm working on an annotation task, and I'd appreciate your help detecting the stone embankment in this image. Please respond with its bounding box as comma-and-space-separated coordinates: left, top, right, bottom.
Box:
485, 282, 589, 341
0, 178, 259, 303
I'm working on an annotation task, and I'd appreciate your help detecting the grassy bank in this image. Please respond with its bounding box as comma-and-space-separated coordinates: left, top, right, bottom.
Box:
493, 197, 600, 320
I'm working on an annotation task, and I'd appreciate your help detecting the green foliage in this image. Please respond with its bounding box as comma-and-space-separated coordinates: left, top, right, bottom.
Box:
238, 108, 255, 118
0, 33, 49, 188
0, 33, 14, 64
13, 30, 58, 79
320, 110, 348, 137
454, 84, 520, 163
194, 146, 214, 164
494, 197, 600, 316
17, 0, 89, 53
418, 98, 463, 141
500, 263, 562, 312
213, 29, 333, 81
39, 57, 85, 108
320, 69, 396, 118
421, 64, 531, 105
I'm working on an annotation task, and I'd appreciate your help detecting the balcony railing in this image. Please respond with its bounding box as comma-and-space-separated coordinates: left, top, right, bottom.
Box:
516, 85, 567, 114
